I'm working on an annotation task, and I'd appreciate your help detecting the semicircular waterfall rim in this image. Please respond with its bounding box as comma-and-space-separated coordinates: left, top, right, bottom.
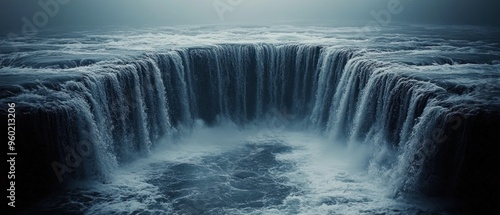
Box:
5, 43, 465, 195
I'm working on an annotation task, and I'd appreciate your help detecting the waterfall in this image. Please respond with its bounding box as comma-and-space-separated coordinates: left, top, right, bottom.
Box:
1, 43, 492, 199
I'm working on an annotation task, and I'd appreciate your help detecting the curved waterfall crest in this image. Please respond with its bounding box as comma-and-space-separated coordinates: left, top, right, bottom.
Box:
2, 43, 493, 197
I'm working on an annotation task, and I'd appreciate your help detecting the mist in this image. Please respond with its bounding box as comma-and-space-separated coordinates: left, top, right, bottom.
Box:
1, 0, 499, 35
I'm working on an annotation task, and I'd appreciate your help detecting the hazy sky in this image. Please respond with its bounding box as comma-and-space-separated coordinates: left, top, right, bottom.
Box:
1, 0, 499, 34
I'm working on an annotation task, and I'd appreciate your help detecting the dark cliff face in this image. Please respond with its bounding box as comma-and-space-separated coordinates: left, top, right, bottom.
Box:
448, 111, 500, 209
410, 109, 500, 209
2, 106, 80, 208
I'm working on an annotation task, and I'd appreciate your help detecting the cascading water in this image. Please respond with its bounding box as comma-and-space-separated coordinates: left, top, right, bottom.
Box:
2, 25, 500, 214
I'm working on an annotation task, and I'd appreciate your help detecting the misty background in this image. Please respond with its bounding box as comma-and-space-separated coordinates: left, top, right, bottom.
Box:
1, 0, 500, 35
